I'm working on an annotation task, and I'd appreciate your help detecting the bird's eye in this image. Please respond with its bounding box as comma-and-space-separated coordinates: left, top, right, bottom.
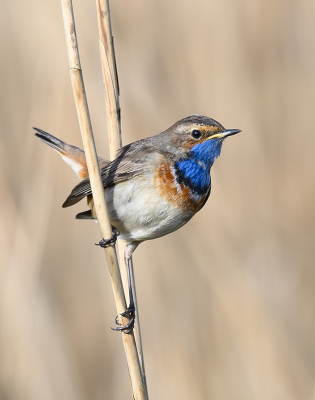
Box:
191, 129, 201, 139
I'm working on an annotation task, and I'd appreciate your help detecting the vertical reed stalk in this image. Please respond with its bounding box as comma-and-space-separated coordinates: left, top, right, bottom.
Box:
95, 0, 148, 395
60, 1, 147, 399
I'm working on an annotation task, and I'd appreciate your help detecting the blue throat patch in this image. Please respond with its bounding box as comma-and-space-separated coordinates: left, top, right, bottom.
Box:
174, 139, 223, 195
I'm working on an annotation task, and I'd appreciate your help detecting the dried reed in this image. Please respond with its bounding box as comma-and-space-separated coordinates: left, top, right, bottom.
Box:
60, 0, 147, 398
95, 0, 148, 395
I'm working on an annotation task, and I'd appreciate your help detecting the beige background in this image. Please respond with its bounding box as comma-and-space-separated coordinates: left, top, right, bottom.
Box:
1, 0, 315, 399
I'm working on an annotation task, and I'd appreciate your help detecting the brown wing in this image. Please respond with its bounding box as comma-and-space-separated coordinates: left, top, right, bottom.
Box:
62, 142, 151, 207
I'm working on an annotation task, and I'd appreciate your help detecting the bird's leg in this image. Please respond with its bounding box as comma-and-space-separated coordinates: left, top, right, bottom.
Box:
96, 227, 119, 248
112, 242, 139, 334
112, 257, 135, 334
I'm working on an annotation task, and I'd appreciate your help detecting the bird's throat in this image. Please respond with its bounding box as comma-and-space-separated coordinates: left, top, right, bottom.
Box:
174, 158, 211, 195
173, 140, 223, 195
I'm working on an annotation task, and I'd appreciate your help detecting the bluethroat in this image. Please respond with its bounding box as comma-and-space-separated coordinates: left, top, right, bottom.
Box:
34, 115, 240, 333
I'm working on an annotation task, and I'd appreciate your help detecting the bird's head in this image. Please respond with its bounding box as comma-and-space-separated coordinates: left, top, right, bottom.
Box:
161, 115, 240, 165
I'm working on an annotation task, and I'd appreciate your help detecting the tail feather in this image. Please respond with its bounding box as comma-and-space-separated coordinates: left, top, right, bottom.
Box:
76, 210, 94, 219
34, 127, 110, 181
34, 127, 70, 155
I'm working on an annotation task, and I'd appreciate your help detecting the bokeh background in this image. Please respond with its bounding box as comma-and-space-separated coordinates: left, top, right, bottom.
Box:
1, 0, 315, 399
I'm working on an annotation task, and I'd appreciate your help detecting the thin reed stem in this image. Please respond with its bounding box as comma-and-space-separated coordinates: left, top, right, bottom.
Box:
60, 1, 146, 399
95, 0, 148, 386
95, 0, 149, 396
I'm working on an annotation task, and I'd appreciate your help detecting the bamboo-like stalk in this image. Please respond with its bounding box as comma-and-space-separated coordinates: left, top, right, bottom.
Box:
95, 0, 121, 156
60, 1, 146, 399
95, 0, 148, 395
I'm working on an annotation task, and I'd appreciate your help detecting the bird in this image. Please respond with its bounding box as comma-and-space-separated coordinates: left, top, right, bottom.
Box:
34, 115, 240, 333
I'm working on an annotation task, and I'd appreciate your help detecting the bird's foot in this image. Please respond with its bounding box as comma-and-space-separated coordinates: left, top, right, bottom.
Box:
112, 305, 135, 334
96, 227, 119, 248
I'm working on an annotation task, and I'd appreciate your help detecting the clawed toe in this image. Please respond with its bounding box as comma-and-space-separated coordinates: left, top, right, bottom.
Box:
111, 318, 135, 334
96, 227, 119, 248
112, 306, 135, 334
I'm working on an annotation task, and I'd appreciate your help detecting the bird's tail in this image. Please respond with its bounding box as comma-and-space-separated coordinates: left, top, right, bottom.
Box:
34, 128, 71, 155
33, 128, 109, 180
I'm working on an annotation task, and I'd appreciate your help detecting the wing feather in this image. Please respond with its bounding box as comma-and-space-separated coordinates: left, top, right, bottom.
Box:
62, 142, 150, 207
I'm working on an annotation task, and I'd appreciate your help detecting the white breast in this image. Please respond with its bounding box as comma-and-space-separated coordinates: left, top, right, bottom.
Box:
105, 174, 192, 242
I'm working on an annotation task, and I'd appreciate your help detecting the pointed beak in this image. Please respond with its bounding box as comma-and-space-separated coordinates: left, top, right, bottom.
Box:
222, 129, 241, 137
208, 129, 241, 140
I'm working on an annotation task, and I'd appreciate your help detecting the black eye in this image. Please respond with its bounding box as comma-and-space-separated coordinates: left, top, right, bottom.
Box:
191, 129, 201, 139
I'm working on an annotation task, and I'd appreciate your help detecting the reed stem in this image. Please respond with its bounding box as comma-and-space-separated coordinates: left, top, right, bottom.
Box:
60, 1, 146, 398
95, 0, 148, 396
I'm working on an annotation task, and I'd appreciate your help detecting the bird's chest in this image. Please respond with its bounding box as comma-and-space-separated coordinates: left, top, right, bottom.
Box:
154, 158, 211, 214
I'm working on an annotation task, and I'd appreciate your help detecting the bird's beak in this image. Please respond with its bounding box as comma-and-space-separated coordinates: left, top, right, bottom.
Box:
209, 129, 241, 140
222, 129, 241, 137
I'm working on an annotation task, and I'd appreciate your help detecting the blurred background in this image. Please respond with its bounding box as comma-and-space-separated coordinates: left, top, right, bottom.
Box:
1, 0, 315, 399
